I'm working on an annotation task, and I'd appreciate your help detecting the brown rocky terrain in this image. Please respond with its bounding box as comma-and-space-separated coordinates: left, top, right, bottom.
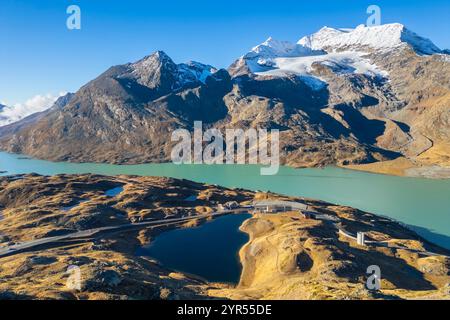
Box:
212, 211, 450, 299
0, 174, 253, 299
0, 53, 388, 168
344, 48, 450, 177
0, 174, 448, 300
1, 25, 448, 177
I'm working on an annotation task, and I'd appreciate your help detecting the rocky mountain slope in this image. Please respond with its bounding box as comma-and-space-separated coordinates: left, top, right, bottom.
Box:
0, 23, 448, 175
0, 174, 448, 299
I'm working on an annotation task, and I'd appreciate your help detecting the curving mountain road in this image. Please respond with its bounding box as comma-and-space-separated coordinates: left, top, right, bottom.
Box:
0, 208, 249, 258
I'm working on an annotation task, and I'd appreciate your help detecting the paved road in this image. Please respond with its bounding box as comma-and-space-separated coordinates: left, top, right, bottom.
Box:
4, 205, 445, 259
0, 208, 248, 258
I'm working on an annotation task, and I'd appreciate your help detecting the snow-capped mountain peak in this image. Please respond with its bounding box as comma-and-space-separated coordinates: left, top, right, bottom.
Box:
231, 23, 445, 91
247, 36, 320, 60
236, 27, 402, 88
129, 50, 217, 90
298, 23, 441, 55
240, 36, 324, 73
251, 37, 299, 57
177, 61, 217, 84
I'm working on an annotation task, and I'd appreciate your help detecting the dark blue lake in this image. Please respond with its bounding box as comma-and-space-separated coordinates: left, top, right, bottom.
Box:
136, 213, 251, 283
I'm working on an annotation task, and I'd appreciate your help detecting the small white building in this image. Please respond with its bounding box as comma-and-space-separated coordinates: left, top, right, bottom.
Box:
357, 232, 366, 246
253, 200, 308, 213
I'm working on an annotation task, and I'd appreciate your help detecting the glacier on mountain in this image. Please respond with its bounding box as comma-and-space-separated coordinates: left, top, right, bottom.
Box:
237, 23, 443, 90
298, 23, 441, 55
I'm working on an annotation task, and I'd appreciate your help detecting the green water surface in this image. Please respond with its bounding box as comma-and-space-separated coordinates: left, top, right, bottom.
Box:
1, 151, 449, 249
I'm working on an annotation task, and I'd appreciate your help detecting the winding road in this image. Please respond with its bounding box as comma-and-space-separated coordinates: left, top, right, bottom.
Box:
0, 208, 248, 258
1, 203, 447, 259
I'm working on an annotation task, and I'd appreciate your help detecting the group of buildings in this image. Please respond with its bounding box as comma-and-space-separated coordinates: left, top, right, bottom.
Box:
252, 200, 364, 244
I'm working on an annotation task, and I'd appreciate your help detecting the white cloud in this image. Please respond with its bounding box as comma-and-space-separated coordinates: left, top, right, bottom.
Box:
0, 92, 66, 127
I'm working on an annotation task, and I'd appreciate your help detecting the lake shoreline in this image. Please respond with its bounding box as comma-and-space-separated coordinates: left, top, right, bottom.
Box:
136, 213, 252, 284
209, 207, 450, 300
3, 149, 450, 179
344, 157, 450, 179
1, 151, 450, 250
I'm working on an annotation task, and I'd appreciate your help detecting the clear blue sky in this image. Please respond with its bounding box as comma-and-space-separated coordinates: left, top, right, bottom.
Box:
1, 0, 449, 104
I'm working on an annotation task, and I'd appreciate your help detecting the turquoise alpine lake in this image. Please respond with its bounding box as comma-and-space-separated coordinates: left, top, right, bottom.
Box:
1, 151, 450, 250
136, 213, 251, 283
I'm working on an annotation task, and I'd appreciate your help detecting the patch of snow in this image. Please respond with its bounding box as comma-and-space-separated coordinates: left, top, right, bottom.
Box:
297, 75, 327, 91
244, 36, 324, 67
238, 24, 440, 88
436, 53, 450, 62
130, 51, 218, 89
177, 61, 217, 85
249, 37, 316, 58
250, 51, 388, 89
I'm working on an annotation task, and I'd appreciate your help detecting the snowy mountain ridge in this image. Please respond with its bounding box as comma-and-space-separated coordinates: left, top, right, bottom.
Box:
236, 23, 444, 89
129, 51, 217, 91
298, 23, 442, 54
